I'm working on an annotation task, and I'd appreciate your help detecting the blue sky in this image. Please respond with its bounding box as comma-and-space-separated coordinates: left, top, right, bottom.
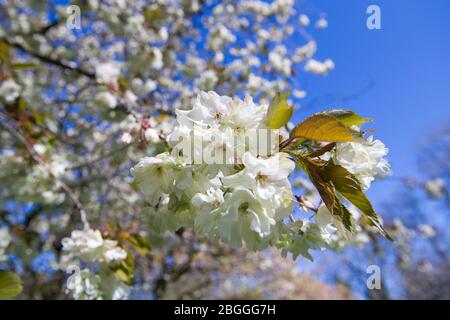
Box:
294, 0, 450, 206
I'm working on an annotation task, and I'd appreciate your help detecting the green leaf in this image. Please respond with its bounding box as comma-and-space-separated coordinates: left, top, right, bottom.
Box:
298, 157, 355, 233
143, 7, 163, 24
323, 162, 393, 240
17, 97, 27, 111
10, 63, 37, 70
0, 271, 23, 299
124, 233, 152, 255
0, 41, 10, 63
290, 113, 360, 142
266, 91, 294, 129
118, 77, 129, 93
323, 109, 372, 127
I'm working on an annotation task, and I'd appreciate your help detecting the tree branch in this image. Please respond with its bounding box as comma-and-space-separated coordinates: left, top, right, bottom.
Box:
2, 37, 95, 79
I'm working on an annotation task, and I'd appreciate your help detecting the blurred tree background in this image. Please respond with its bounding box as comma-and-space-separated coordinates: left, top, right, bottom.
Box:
0, 0, 448, 299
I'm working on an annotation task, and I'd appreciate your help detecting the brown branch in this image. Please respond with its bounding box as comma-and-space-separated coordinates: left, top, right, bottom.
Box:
279, 137, 294, 151
2, 38, 95, 79
307, 142, 336, 158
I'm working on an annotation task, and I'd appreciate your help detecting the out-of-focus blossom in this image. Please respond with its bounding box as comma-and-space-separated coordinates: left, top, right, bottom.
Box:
424, 178, 446, 199
0, 79, 21, 103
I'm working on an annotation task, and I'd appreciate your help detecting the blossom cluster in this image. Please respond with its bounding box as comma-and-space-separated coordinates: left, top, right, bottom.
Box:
424, 178, 447, 199
61, 228, 129, 300
132, 91, 295, 250
132, 90, 392, 258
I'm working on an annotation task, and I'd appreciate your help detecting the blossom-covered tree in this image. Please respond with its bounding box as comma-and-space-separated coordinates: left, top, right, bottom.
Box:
0, 0, 392, 299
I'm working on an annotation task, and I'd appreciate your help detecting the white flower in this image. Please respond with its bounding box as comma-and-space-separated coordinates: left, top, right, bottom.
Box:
214, 51, 224, 63
95, 62, 120, 86
131, 153, 176, 202
192, 187, 224, 235
94, 91, 117, 109
123, 90, 138, 107
269, 45, 292, 76
65, 267, 130, 300
0, 227, 10, 248
42, 190, 65, 204
200, 127, 236, 165
144, 79, 157, 92
333, 136, 391, 190
304, 59, 334, 75
217, 187, 274, 250
62, 229, 102, 251
144, 128, 161, 144
293, 41, 316, 63
149, 48, 164, 70
248, 73, 264, 90
103, 247, 127, 262
33, 143, 47, 155
121, 132, 133, 144
220, 95, 268, 131
146, 194, 179, 232
0, 227, 10, 261
66, 268, 103, 300
195, 70, 218, 91
223, 152, 294, 202
299, 14, 310, 26
315, 18, 328, 29
293, 89, 306, 99
208, 24, 236, 51
110, 280, 130, 300
418, 224, 436, 238
0, 79, 21, 103
62, 228, 127, 263
424, 178, 446, 199
174, 165, 220, 198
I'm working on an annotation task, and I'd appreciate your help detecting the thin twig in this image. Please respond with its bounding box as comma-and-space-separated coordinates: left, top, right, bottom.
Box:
2, 37, 95, 79
307, 142, 336, 158
67, 143, 131, 170
0, 113, 90, 228
279, 137, 294, 151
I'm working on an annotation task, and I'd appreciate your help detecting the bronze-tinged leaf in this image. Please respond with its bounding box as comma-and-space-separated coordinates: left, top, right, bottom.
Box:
0, 271, 23, 299
323, 109, 372, 127
266, 91, 294, 129
324, 162, 393, 240
298, 157, 355, 233
301, 158, 334, 211
332, 197, 355, 236
290, 113, 360, 142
